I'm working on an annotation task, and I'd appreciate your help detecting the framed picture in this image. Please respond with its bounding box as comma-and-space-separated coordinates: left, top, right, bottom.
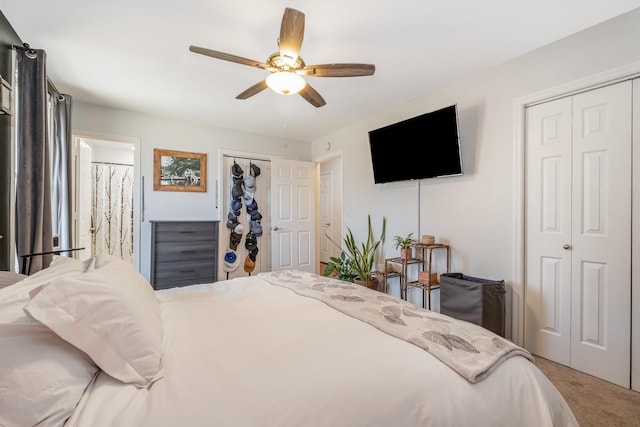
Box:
153, 149, 207, 192
0, 76, 11, 115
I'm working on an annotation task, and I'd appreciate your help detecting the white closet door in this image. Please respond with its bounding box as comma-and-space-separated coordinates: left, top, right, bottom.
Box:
525, 96, 573, 366
570, 82, 631, 387
526, 81, 632, 388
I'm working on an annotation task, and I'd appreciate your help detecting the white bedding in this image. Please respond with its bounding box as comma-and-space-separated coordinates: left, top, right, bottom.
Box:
66, 274, 577, 427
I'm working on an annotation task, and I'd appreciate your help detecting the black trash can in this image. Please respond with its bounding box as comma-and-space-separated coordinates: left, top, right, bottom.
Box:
439, 273, 506, 337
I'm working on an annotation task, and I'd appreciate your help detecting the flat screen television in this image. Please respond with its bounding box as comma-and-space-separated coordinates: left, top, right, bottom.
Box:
368, 104, 462, 184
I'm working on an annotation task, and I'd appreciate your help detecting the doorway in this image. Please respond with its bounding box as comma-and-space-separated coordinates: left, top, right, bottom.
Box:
219, 154, 271, 280
73, 135, 141, 269
318, 155, 343, 273
218, 152, 317, 279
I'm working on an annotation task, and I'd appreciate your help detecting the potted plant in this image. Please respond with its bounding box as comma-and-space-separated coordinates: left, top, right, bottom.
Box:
322, 251, 356, 282
393, 233, 416, 259
329, 215, 386, 289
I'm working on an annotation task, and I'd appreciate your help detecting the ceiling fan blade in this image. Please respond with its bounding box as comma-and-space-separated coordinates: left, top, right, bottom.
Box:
236, 80, 268, 100
279, 8, 305, 63
301, 63, 376, 77
299, 83, 326, 108
189, 45, 271, 70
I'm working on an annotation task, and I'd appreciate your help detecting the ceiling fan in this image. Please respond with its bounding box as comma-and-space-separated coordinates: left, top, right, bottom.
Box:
189, 7, 375, 108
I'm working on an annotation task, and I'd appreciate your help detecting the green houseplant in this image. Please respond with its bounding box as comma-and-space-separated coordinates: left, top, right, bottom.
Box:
329, 215, 386, 289
322, 251, 356, 282
393, 233, 416, 259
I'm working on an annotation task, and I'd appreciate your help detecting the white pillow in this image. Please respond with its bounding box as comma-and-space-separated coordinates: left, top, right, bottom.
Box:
0, 324, 99, 427
0, 271, 27, 289
0, 255, 98, 427
0, 255, 89, 325
25, 255, 164, 387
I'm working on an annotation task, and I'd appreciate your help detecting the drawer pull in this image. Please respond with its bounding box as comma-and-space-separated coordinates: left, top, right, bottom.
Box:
180, 231, 195, 234
179, 269, 196, 273
180, 250, 197, 254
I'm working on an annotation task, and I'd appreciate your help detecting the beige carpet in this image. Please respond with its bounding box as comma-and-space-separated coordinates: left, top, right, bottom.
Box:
533, 355, 640, 426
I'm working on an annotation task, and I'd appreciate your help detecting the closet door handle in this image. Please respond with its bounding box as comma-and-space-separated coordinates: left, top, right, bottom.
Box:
563, 244, 571, 250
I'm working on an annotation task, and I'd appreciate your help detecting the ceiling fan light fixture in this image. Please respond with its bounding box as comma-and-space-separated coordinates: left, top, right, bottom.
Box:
266, 71, 306, 95
280, 52, 298, 67
189, 8, 373, 107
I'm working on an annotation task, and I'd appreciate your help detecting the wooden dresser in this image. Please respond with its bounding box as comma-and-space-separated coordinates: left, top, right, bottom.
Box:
150, 221, 219, 290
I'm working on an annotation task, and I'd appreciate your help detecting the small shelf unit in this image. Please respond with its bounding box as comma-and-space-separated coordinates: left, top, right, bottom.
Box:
382, 243, 450, 310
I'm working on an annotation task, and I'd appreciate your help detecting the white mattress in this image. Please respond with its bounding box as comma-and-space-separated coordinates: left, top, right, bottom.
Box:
66, 275, 577, 426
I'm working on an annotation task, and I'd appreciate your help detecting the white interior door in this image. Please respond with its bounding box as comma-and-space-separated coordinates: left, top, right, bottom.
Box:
525, 96, 573, 366
319, 170, 333, 264
525, 81, 632, 388
271, 158, 316, 273
569, 82, 631, 387
220, 156, 271, 280
75, 140, 93, 261
318, 155, 343, 266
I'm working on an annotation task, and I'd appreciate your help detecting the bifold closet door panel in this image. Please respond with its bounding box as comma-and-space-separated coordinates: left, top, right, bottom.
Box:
525, 96, 573, 366
525, 80, 632, 389
569, 81, 631, 388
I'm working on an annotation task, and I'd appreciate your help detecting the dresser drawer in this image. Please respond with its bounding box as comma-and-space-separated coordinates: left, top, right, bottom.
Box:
154, 221, 215, 242
150, 221, 219, 289
154, 241, 215, 263
153, 259, 215, 289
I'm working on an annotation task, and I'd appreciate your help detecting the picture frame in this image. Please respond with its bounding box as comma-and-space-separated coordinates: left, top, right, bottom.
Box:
0, 76, 11, 115
153, 148, 207, 192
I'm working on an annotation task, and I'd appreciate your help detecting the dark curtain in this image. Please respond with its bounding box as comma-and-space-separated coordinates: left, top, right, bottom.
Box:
50, 93, 73, 251
15, 48, 53, 274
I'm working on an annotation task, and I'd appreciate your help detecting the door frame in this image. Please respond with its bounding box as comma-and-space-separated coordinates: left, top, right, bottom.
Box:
71, 132, 141, 270
313, 151, 344, 272
512, 62, 640, 363
218, 149, 319, 275
218, 150, 272, 278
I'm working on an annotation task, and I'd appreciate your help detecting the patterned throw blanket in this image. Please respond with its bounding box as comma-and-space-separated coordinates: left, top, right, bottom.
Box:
259, 270, 533, 384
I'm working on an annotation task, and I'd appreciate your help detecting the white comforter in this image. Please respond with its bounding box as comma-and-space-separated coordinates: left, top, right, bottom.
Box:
67, 275, 577, 427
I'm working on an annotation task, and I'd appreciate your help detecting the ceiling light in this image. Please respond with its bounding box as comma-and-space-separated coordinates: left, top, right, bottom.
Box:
266, 71, 306, 95
280, 53, 298, 68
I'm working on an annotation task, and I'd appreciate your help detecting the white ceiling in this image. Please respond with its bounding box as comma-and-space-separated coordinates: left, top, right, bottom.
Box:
2, 1, 640, 142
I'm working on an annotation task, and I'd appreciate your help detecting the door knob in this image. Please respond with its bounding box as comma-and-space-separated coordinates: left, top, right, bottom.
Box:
323, 223, 331, 226
563, 244, 571, 250
273, 226, 280, 231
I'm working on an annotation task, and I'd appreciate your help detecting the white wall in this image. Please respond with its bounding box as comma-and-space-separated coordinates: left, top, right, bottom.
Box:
67, 8, 640, 340
311, 8, 640, 340
72, 102, 312, 279
91, 143, 134, 165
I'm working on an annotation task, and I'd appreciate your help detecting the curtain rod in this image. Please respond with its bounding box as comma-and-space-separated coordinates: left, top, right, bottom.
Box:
12, 42, 36, 55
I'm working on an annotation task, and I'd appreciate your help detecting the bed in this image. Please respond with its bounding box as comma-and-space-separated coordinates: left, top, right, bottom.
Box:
0, 255, 578, 426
